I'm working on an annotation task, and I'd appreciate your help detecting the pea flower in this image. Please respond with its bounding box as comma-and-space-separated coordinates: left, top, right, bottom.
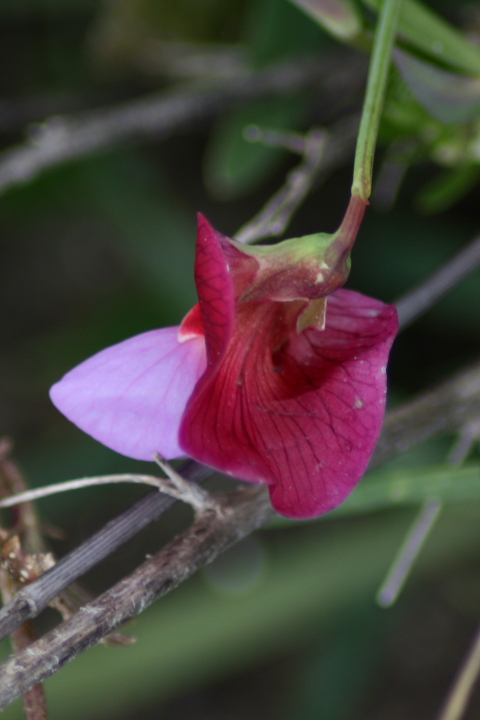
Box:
50, 208, 398, 519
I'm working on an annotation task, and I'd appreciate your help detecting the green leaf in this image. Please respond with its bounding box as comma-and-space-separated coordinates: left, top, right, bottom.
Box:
394, 48, 480, 124
71, 152, 197, 314
361, 0, 480, 76
288, 0, 363, 42
285, 606, 382, 720
416, 164, 480, 214
245, 0, 329, 67
203, 97, 306, 200
268, 463, 480, 528
204, 0, 326, 200
335, 463, 480, 516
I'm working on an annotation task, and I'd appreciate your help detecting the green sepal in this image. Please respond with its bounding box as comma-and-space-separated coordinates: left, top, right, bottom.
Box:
229, 195, 366, 304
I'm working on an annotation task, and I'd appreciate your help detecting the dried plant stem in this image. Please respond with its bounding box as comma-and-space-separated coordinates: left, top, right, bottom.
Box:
235, 126, 327, 244
436, 621, 480, 720
235, 114, 360, 244
0, 573, 49, 720
0, 485, 275, 710
0, 442, 50, 720
0, 473, 176, 509
0, 53, 364, 198
0, 439, 45, 554
0, 460, 211, 644
376, 423, 479, 606
395, 232, 480, 329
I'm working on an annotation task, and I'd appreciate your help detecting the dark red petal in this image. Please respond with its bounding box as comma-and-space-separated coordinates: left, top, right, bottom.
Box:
195, 214, 236, 366
179, 289, 398, 519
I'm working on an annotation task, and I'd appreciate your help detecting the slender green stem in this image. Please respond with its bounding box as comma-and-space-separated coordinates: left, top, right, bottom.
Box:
352, 0, 402, 201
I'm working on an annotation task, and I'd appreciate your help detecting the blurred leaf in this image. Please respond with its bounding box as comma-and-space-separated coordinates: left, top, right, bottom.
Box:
91, 0, 245, 64
361, 0, 480, 75
71, 152, 197, 315
416, 164, 480, 214
203, 0, 328, 199
336, 463, 480, 516
269, 462, 480, 527
287, 0, 362, 42
381, 66, 440, 141
204, 97, 306, 199
245, 0, 330, 67
394, 48, 480, 124
349, 206, 476, 302
285, 605, 383, 720
0, 0, 97, 17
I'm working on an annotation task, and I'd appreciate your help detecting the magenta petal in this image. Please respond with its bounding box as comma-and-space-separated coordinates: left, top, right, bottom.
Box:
195, 214, 236, 366
50, 328, 207, 461
180, 289, 398, 519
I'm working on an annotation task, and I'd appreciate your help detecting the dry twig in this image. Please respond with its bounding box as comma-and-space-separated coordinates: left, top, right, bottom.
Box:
436, 619, 480, 720
0, 484, 274, 709
0, 443, 50, 720
0, 53, 365, 198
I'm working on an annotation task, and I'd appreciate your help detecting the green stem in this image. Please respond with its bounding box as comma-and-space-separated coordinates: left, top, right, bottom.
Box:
352, 0, 402, 201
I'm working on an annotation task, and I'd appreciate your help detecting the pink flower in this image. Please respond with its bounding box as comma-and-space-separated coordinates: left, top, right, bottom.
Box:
51, 213, 398, 519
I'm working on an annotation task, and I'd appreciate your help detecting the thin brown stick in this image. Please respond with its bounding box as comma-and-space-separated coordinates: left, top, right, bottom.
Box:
235, 113, 360, 244
436, 620, 480, 720
395, 232, 480, 329
376, 422, 480, 607
0, 53, 364, 197
0, 485, 274, 710
0, 439, 45, 555
0, 570, 49, 720
0, 444, 50, 720
235, 126, 328, 244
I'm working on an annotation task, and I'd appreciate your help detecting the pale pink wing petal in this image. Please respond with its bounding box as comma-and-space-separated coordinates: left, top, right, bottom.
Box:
50, 328, 207, 461
180, 289, 398, 519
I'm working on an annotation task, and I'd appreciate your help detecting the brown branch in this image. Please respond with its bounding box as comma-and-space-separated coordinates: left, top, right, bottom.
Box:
0, 564, 49, 720
0, 460, 211, 644
395, 232, 480, 330
0, 52, 365, 198
234, 113, 360, 244
0, 485, 275, 710
234, 126, 328, 243
0, 444, 50, 720
371, 359, 480, 469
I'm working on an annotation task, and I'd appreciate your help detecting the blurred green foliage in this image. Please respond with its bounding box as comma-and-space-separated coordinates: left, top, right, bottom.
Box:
1, 0, 480, 718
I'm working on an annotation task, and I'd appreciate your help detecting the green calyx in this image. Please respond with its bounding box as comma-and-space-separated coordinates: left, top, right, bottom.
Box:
230, 195, 367, 304
230, 231, 349, 303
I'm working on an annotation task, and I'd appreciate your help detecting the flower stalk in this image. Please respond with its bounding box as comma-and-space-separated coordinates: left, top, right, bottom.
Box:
352, 0, 403, 201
